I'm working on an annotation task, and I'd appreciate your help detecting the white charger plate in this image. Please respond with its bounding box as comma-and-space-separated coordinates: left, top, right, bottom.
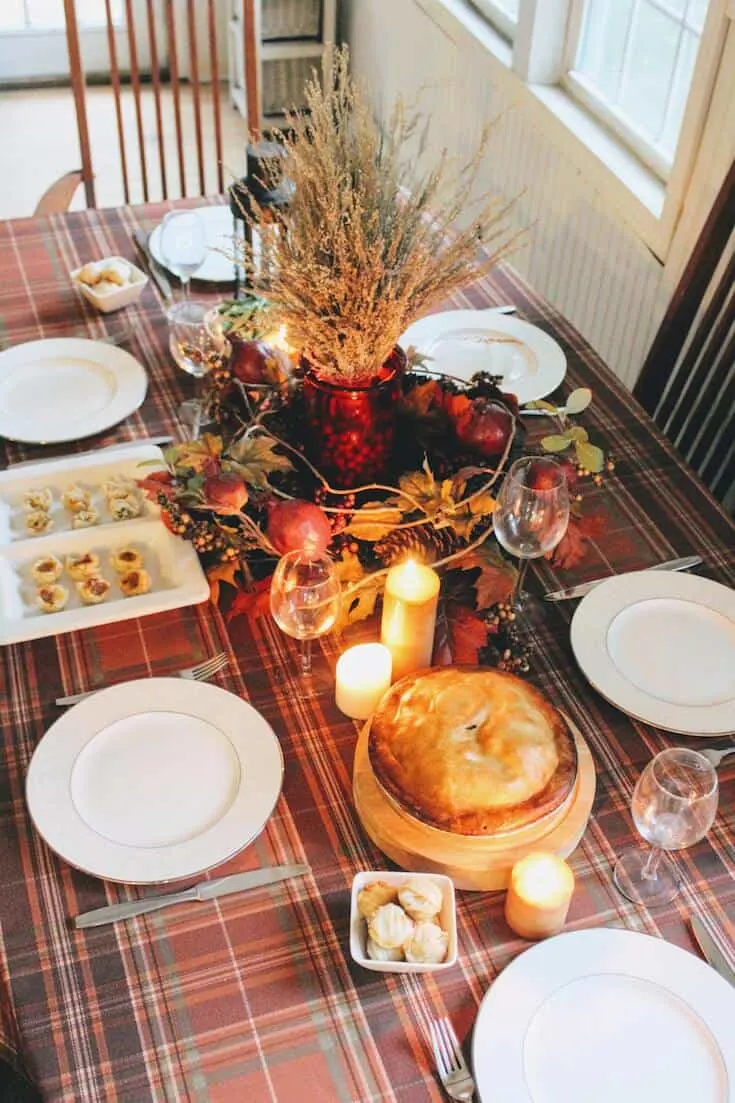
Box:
570, 572, 735, 735
149, 205, 237, 284
399, 310, 567, 403
473, 928, 735, 1103
0, 339, 147, 445
26, 678, 284, 883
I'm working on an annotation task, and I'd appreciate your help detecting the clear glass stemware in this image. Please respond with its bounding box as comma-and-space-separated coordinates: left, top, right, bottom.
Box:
270, 550, 342, 692
159, 210, 206, 298
492, 456, 570, 618
166, 300, 228, 439
614, 748, 719, 907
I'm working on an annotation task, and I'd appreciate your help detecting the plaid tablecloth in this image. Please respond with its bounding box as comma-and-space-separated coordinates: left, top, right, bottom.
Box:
0, 204, 733, 1102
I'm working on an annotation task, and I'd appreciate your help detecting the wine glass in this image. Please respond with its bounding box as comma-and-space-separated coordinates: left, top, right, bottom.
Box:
167, 300, 228, 439
270, 550, 342, 692
492, 456, 570, 617
159, 210, 206, 297
614, 748, 718, 907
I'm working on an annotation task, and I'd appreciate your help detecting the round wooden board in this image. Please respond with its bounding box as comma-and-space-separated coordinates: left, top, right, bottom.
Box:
353, 714, 596, 891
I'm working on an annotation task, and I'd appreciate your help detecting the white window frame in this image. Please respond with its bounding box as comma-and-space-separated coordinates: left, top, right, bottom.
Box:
469, 0, 518, 42
424, 0, 732, 262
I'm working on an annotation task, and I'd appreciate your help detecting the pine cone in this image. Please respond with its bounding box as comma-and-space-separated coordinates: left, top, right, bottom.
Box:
374, 524, 467, 566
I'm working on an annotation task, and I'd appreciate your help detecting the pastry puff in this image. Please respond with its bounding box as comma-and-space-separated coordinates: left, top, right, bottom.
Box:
66, 552, 100, 581
25, 511, 53, 536
62, 486, 91, 513
23, 488, 52, 511
71, 508, 100, 530
76, 576, 111, 605
118, 568, 151, 597
36, 584, 69, 614
31, 555, 64, 585
110, 546, 144, 573
110, 494, 142, 521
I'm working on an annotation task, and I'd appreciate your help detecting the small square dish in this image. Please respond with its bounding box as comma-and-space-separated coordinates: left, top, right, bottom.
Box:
349, 870, 457, 974
71, 257, 148, 313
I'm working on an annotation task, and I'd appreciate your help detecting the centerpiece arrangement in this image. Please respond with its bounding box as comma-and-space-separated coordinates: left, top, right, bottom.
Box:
139, 49, 611, 669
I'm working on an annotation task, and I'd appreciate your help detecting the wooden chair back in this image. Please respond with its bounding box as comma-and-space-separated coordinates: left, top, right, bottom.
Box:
634, 160, 735, 512
34, 170, 84, 216
62, 0, 260, 208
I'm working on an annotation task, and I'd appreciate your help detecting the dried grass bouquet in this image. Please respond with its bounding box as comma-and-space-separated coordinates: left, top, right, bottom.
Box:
237, 47, 519, 386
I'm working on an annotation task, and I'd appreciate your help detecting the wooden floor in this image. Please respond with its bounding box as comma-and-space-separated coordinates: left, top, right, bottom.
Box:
0, 83, 250, 219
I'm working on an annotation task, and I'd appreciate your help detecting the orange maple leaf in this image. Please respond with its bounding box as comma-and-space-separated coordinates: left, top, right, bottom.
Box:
226, 577, 273, 622
548, 512, 607, 570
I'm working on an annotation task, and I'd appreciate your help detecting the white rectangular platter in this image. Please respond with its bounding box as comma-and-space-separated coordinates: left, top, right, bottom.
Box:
0, 445, 209, 644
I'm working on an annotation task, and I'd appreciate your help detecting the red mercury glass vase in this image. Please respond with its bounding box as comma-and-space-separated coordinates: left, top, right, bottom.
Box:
302, 347, 406, 489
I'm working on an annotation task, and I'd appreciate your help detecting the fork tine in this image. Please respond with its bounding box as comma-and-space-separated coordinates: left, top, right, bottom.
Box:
438, 1017, 467, 1074
193, 655, 229, 680
428, 1021, 448, 1078
188, 652, 228, 679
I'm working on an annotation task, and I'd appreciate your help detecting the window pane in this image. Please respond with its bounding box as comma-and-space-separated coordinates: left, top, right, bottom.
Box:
659, 27, 699, 159
618, 3, 681, 141
575, 0, 634, 102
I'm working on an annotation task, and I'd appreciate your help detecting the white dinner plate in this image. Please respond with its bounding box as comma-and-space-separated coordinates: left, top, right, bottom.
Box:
0, 338, 148, 445
473, 928, 735, 1103
26, 678, 284, 883
399, 310, 567, 403
149, 205, 237, 284
570, 572, 735, 735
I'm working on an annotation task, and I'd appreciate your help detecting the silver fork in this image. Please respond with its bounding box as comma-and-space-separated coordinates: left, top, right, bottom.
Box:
698, 746, 735, 768
429, 1017, 476, 1102
55, 652, 230, 706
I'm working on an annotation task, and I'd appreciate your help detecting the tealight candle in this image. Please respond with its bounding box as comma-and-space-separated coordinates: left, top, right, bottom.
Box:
505, 852, 575, 940
380, 559, 440, 681
335, 643, 393, 720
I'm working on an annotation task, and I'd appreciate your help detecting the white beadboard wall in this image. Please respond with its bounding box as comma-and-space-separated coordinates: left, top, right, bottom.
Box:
343, 0, 674, 389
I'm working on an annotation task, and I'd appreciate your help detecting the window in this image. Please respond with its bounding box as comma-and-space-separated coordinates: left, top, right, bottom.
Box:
471, 0, 520, 41
565, 0, 712, 179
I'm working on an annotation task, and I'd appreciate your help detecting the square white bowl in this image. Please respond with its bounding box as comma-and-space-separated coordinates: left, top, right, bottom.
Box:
71, 257, 148, 313
349, 870, 457, 974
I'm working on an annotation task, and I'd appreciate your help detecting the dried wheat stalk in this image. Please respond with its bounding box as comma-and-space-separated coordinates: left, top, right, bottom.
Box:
236, 47, 522, 385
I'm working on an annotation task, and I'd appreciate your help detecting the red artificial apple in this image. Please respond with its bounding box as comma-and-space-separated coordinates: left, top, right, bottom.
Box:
455, 398, 514, 459
229, 339, 287, 386
267, 498, 332, 556
203, 471, 248, 512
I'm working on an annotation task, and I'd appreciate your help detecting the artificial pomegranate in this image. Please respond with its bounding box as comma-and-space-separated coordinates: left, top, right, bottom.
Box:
454, 398, 513, 459
267, 498, 332, 556
526, 458, 567, 491
203, 471, 248, 512
229, 339, 287, 386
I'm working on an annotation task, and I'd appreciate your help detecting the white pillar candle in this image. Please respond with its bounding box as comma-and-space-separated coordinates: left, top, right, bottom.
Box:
335, 643, 393, 720
380, 559, 440, 682
505, 852, 575, 940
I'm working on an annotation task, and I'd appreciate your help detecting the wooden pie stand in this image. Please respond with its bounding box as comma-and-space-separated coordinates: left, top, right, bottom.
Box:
353, 714, 596, 891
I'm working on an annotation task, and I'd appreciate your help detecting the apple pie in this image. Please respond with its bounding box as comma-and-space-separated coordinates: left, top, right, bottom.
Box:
369, 666, 577, 835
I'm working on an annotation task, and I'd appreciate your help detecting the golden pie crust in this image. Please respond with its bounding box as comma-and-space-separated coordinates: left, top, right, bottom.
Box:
369, 666, 577, 836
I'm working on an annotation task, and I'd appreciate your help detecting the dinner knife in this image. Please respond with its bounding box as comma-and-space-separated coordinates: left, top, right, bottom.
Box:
9, 436, 173, 470
544, 556, 702, 602
690, 916, 735, 987
132, 228, 174, 305
75, 864, 310, 929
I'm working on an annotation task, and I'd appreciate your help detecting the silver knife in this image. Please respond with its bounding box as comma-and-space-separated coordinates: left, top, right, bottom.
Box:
132, 228, 174, 305
9, 436, 173, 471
75, 864, 310, 929
544, 556, 702, 601
690, 915, 735, 987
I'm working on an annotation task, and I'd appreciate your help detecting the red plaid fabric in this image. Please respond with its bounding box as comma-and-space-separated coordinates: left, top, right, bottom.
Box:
0, 205, 733, 1101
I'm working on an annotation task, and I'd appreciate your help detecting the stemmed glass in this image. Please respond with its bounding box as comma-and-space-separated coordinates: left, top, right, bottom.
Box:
167, 300, 228, 439
270, 550, 342, 693
492, 456, 570, 617
614, 748, 719, 907
159, 210, 206, 298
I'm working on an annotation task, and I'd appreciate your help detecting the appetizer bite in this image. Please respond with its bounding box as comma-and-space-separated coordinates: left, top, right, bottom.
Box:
118, 568, 151, 597
76, 259, 133, 292
76, 576, 111, 605
102, 476, 137, 501
357, 876, 448, 964
22, 488, 53, 512
71, 508, 100, 530
110, 546, 144, 573
31, 555, 64, 585
109, 493, 142, 522
66, 551, 100, 580
61, 486, 91, 514
36, 584, 69, 614
25, 511, 53, 536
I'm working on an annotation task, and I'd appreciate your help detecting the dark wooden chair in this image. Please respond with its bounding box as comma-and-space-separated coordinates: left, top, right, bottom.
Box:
634, 159, 734, 514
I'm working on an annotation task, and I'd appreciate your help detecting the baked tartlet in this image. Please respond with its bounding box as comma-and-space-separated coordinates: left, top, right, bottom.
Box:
102, 476, 137, 501
23, 488, 53, 511
118, 568, 151, 597
25, 511, 53, 536
71, 508, 100, 530
109, 493, 142, 521
36, 584, 68, 614
61, 486, 91, 513
76, 576, 111, 605
66, 551, 100, 581
31, 555, 64, 585
369, 667, 577, 836
110, 546, 144, 573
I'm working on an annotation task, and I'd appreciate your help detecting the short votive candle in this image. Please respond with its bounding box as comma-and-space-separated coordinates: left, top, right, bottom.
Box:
505, 852, 575, 940
335, 643, 393, 720
380, 559, 440, 681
